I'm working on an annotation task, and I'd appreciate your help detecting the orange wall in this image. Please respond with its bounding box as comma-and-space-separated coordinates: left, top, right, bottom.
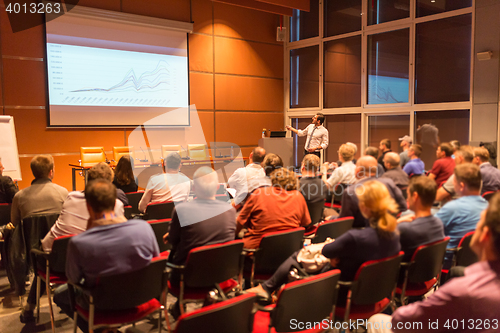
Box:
0, 0, 284, 190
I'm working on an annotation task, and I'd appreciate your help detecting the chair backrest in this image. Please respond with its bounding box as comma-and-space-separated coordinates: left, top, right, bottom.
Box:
124, 206, 133, 220
91, 257, 167, 310
183, 240, 244, 288
113, 146, 135, 162
408, 237, 450, 283
254, 228, 305, 274
271, 270, 341, 332
188, 144, 208, 160
0, 203, 11, 226
161, 145, 182, 159
125, 191, 144, 215
148, 219, 172, 253
397, 185, 408, 199
482, 191, 497, 202
175, 293, 257, 333
313, 217, 354, 244
456, 231, 477, 267
351, 252, 404, 305
22, 213, 60, 267
80, 147, 105, 167
145, 201, 175, 220
48, 235, 73, 273
306, 199, 324, 226
333, 183, 349, 203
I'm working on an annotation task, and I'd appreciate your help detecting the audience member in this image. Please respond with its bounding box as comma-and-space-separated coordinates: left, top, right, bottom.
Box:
397, 176, 444, 261
450, 140, 461, 158
138, 152, 191, 212
20, 163, 125, 322
368, 192, 500, 333
53, 179, 158, 333
402, 144, 425, 176
0, 157, 18, 204
435, 163, 487, 268
381, 152, 409, 188
336, 142, 358, 167
112, 155, 138, 193
299, 155, 328, 225
93, 163, 128, 206
228, 147, 266, 206
435, 145, 473, 203
378, 139, 392, 171
11, 155, 68, 227
428, 143, 455, 187
398, 135, 412, 168
338, 156, 407, 228
473, 146, 500, 195
323, 143, 357, 189
365, 146, 385, 177
480, 141, 497, 167
237, 168, 310, 249
249, 180, 400, 306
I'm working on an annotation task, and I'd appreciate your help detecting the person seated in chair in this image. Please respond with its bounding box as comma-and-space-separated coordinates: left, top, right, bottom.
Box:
299, 154, 328, 226
472, 146, 500, 195
0, 156, 18, 204
112, 154, 138, 193
228, 147, 266, 207
53, 179, 159, 333
322, 143, 357, 189
381, 152, 409, 189
402, 144, 425, 177
20, 163, 125, 323
248, 180, 401, 306
138, 152, 191, 213
237, 167, 311, 250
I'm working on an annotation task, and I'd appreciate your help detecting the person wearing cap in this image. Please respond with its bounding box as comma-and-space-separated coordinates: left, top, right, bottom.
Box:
399, 135, 412, 168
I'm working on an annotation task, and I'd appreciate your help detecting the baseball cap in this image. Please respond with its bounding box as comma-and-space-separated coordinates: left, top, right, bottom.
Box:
399, 135, 412, 144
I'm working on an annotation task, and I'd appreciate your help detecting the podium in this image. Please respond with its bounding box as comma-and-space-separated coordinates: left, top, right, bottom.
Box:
259, 137, 293, 168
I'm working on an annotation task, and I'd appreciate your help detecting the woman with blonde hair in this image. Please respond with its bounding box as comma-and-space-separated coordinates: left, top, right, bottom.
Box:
248, 180, 401, 302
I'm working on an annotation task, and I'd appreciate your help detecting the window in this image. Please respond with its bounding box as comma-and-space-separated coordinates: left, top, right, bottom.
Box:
324, 36, 361, 108
367, 29, 409, 104
368, 0, 410, 25
368, 115, 410, 156
417, 0, 472, 18
324, 0, 362, 37
290, 46, 319, 108
290, 0, 319, 42
324, 114, 362, 162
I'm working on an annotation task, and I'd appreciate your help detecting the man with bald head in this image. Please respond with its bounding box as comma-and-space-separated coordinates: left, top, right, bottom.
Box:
228, 147, 266, 206
381, 152, 409, 188
338, 156, 407, 228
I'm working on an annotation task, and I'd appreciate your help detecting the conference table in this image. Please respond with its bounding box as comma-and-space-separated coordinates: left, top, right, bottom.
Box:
69, 156, 247, 191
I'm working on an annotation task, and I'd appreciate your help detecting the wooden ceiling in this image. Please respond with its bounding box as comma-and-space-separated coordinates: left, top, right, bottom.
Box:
212, 0, 310, 16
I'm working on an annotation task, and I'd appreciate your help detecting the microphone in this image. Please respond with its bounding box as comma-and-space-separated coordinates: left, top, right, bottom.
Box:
101, 148, 110, 164
139, 147, 149, 162
179, 145, 190, 160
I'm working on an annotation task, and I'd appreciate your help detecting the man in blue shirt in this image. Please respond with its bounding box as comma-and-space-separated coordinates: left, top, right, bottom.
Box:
435, 163, 488, 268
403, 144, 425, 176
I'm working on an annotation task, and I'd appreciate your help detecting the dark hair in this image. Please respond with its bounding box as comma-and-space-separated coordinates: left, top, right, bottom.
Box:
485, 193, 500, 255
364, 146, 379, 159
262, 153, 283, 177
439, 143, 453, 157
380, 139, 391, 149
85, 179, 117, 214
316, 112, 325, 125
114, 155, 135, 186
87, 162, 113, 182
30, 155, 54, 179
252, 147, 266, 163
454, 163, 482, 192
165, 152, 182, 170
408, 176, 437, 207
410, 144, 422, 157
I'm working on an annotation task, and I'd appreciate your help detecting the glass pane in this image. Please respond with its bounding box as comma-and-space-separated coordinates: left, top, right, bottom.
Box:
368, 0, 410, 25
415, 14, 471, 104
324, 36, 361, 108
368, 115, 410, 158
324, 114, 362, 163
290, 0, 319, 42
324, 0, 362, 37
417, 0, 472, 18
290, 46, 319, 108
367, 29, 409, 104
415, 110, 470, 170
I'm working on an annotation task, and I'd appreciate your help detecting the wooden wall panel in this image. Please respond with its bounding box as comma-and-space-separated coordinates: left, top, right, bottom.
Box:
190, 72, 214, 110
76, 0, 121, 11
3, 59, 46, 106
214, 2, 279, 44
215, 111, 283, 146
0, 9, 45, 58
121, 0, 190, 21
214, 37, 283, 78
189, 34, 214, 73
215, 75, 283, 111
192, 0, 213, 34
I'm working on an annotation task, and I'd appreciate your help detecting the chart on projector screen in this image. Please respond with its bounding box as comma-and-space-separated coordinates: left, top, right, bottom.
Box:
47, 43, 189, 107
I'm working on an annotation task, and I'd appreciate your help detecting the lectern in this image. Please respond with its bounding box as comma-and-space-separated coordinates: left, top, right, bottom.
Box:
258, 137, 293, 168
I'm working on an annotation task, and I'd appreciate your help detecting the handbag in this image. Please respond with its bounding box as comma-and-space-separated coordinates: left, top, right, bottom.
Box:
296, 238, 334, 273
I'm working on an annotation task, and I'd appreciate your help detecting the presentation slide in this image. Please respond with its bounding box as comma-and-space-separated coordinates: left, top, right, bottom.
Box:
367, 75, 409, 104
45, 7, 190, 127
